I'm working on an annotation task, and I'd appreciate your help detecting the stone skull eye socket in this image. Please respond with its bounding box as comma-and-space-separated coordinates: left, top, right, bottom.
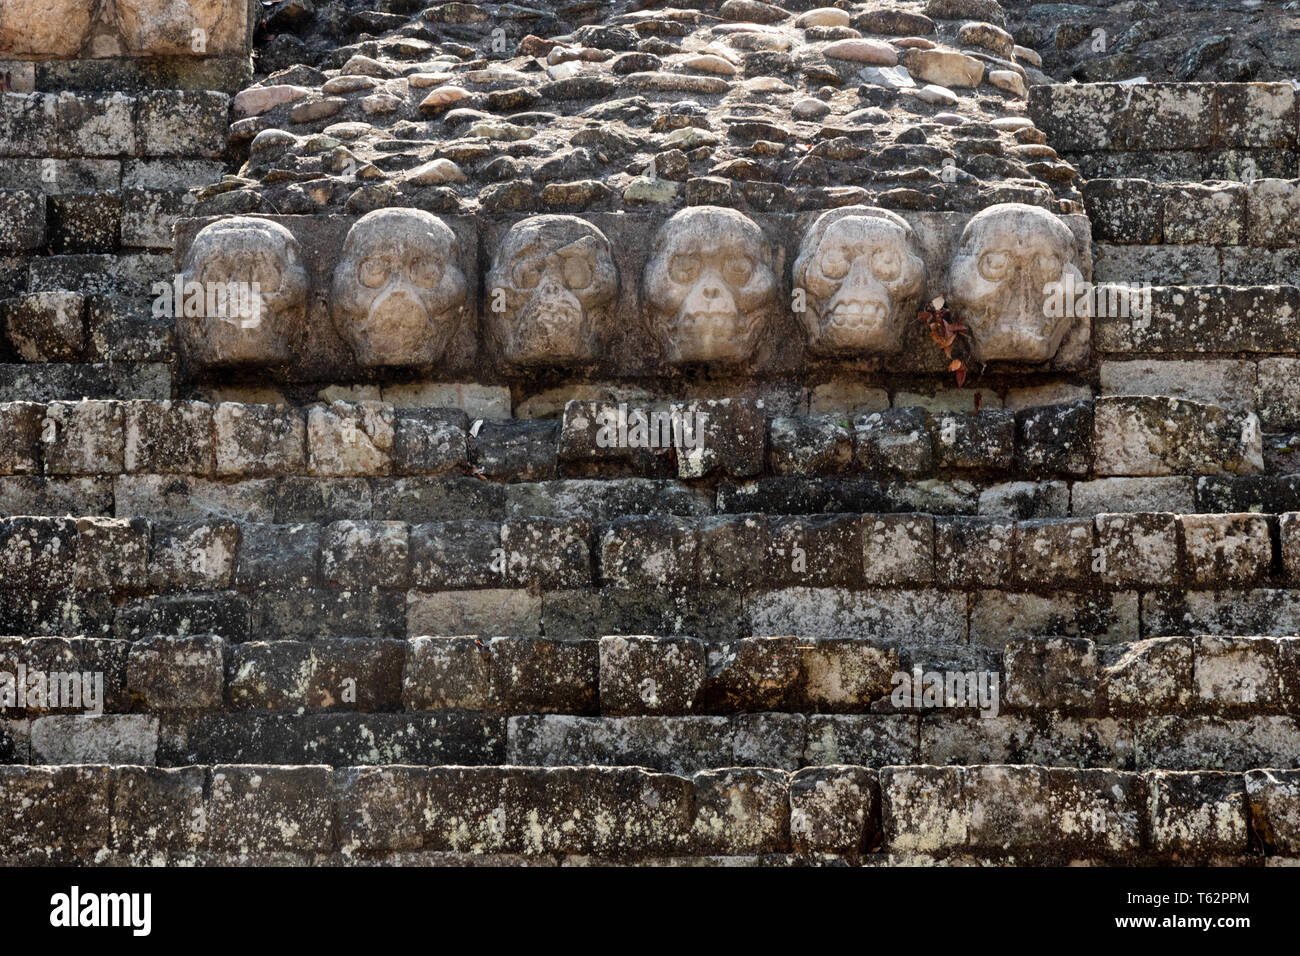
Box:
196, 259, 225, 289
1035, 253, 1062, 282
409, 255, 442, 288
562, 256, 593, 290
870, 247, 901, 282
252, 262, 282, 295
359, 256, 389, 288
669, 254, 699, 285
978, 250, 1011, 282
819, 246, 849, 280
513, 260, 541, 290
722, 254, 752, 287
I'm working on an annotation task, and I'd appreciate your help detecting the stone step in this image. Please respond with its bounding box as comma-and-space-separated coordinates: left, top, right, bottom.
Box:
12, 471, 1300, 522
4, 508, 1300, 638
1028, 82, 1299, 182
0, 395, 1274, 487
1084, 177, 1300, 248
2, 633, 1295, 764
2, 762, 1295, 865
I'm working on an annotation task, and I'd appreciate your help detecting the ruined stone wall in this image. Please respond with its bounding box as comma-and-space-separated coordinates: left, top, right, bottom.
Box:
1, 0, 1299, 867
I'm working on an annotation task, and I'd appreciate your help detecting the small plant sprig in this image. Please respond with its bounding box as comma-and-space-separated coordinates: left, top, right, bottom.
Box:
918, 295, 975, 387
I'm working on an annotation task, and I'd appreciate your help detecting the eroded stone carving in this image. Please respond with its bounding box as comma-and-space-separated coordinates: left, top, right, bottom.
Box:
948, 202, 1084, 363
333, 208, 468, 367
114, 0, 244, 57
794, 206, 926, 357
178, 217, 307, 368
486, 215, 618, 367
643, 206, 779, 366
0, 0, 96, 58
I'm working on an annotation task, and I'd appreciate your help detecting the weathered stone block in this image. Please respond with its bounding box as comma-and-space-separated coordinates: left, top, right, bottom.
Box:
599, 515, 699, 589
115, 592, 250, 642
127, 634, 225, 710
934, 516, 1012, 587
1, 291, 85, 361
1179, 513, 1272, 588
706, 636, 801, 713
138, 90, 229, 158
1094, 512, 1178, 589
768, 415, 852, 475
469, 419, 556, 481
0, 402, 43, 474
854, 408, 934, 476
392, 407, 469, 475
208, 765, 334, 854
111, 766, 206, 854
214, 403, 306, 476
767, 514, 862, 588
799, 639, 898, 712
321, 520, 409, 588
673, 399, 766, 479
0, 190, 45, 253
861, 513, 933, 586
489, 636, 598, 714
53, 92, 136, 157
0, 766, 111, 856
747, 588, 966, 643
308, 637, 407, 711
970, 590, 1140, 645
880, 765, 966, 855
1093, 396, 1262, 476
598, 635, 706, 716
691, 768, 789, 854
1148, 770, 1248, 857
307, 401, 393, 477
43, 400, 124, 475
226, 641, 313, 711
403, 636, 493, 710
148, 520, 239, 590
409, 519, 502, 589
1100, 638, 1194, 716
1081, 178, 1160, 244
1194, 635, 1280, 711
124, 400, 214, 474
1012, 519, 1094, 588
1005, 637, 1097, 712
1014, 401, 1092, 475
407, 588, 541, 636
233, 522, 319, 589
1245, 769, 1300, 856
789, 766, 877, 856
501, 516, 591, 588
73, 516, 149, 592
1245, 179, 1300, 247
0, 515, 77, 591
932, 409, 1015, 470
30, 713, 158, 764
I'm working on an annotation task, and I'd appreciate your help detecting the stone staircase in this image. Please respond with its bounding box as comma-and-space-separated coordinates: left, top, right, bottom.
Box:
2, 1, 1300, 867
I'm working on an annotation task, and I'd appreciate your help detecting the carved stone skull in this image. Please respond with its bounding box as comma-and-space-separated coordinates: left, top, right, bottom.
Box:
948, 203, 1084, 363
794, 206, 926, 357
178, 217, 307, 368
333, 208, 468, 368
643, 206, 779, 366
486, 215, 618, 367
